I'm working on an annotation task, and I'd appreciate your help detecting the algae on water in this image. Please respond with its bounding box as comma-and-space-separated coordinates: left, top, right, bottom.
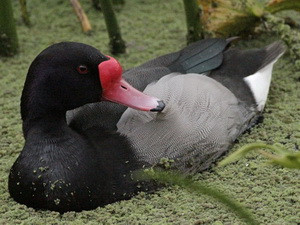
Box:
0, 0, 299, 224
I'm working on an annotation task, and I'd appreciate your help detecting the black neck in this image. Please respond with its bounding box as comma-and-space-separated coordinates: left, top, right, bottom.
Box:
20, 80, 71, 138
22, 111, 67, 139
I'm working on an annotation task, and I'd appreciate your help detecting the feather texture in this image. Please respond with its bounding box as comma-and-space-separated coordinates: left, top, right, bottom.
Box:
117, 74, 256, 173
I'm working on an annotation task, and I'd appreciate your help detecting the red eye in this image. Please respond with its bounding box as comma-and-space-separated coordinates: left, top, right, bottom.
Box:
77, 65, 89, 74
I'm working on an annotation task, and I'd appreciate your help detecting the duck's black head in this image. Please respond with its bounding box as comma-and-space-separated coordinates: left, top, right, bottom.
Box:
21, 42, 108, 121
21, 42, 164, 124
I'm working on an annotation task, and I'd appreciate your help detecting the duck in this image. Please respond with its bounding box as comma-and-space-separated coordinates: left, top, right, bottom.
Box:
8, 39, 285, 213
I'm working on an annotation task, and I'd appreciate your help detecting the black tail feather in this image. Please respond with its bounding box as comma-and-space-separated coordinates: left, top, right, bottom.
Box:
207, 41, 285, 107
258, 41, 285, 71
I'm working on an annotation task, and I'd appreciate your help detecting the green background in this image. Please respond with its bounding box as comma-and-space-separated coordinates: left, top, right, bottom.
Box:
0, 0, 299, 224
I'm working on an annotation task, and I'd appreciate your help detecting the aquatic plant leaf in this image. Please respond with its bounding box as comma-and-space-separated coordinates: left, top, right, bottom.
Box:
219, 142, 300, 169
198, 0, 263, 36
142, 169, 259, 225
262, 150, 300, 169
266, 0, 300, 13
198, 0, 300, 37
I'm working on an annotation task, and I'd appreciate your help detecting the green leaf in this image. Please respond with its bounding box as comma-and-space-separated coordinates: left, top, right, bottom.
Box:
137, 169, 260, 225
219, 142, 300, 169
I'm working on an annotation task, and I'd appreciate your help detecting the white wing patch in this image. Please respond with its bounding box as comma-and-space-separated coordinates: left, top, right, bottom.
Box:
243, 55, 282, 111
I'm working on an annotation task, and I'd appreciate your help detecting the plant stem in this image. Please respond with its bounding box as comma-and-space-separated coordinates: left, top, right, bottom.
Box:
0, 0, 19, 57
182, 0, 204, 44
92, 0, 101, 10
19, 0, 30, 26
92, 0, 125, 10
219, 143, 282, 166
99, 0, 126, 54
146, 170, 259, 225
112, 0, 125, 5
70, 0, 92, 33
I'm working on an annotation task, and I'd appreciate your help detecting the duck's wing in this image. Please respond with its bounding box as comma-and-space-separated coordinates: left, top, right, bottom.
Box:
168, 38, 233, 73
117, 74, 256, 173
123, 38, 232, 91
